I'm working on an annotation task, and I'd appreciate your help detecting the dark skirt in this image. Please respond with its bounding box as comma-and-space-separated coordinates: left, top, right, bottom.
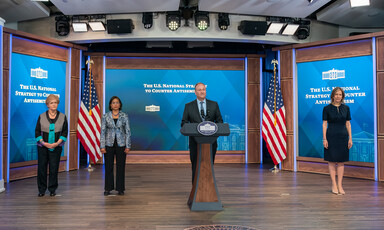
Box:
324, 124, 349, 162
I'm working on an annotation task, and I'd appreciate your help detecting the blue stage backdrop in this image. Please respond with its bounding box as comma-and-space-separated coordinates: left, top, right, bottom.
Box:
105, 69, 245, 151
297, 55, 374, 162
10, 53, 66, 163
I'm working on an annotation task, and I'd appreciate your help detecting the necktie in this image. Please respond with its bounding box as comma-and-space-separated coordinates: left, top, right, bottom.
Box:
200, 101, 205, 121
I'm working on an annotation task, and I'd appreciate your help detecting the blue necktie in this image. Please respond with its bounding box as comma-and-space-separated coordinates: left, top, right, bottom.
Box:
200, 101, 205, 121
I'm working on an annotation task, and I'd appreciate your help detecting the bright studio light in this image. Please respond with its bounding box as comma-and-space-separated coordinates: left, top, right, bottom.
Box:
350, 0, 370, 7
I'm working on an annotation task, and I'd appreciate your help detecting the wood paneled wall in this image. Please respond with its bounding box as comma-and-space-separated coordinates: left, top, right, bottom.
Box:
68, 48, 81, 171
2, 28, 86, 181
88, 54, 264, 164
2, 33, 10, 181
377, 36, 384, 181
279, 50, 294, 171
247, 57, 261, 163
274, 33, 384, 180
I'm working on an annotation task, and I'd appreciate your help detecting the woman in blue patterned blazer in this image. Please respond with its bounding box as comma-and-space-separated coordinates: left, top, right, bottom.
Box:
100, 96, 131, 196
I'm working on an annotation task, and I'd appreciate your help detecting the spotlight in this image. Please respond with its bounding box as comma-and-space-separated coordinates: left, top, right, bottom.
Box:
266, 22, 284, 34
88, 21, 105, 31
195, 11, 210, 31
218, 13, 230, 30
295, 20, 310, 40
55, 15, 70, 36
72, 22, 88, 32
282, 24, 299, 35
142, 12, 153, 29
350, 0, 370, 7
166, 11, 181, 31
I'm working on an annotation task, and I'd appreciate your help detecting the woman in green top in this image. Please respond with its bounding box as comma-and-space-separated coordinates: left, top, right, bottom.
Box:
35, 94, 68, 197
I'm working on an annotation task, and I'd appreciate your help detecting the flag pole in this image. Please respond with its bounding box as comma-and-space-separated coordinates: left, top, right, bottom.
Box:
270, 59, 280, 174
85, 59, 95, 172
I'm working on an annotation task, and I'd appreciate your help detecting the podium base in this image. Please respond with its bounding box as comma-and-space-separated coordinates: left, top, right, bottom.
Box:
189, 201, 223, 211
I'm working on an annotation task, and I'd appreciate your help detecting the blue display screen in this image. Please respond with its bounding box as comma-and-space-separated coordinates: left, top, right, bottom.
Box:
105, 68, 245, 151
297, 55, 374, 162
10, 53, 66, 163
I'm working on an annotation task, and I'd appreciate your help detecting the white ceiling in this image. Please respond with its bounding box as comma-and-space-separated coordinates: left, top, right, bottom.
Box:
0, 0, 383, 28
0, 0, 49, 23
198, 0, 332, 18
317, 0, 384, 28
50, 0, 181, 15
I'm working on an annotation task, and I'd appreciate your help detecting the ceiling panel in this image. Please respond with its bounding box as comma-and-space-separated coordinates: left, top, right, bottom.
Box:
198, 0, 332, 18
0, 0, 49, 23
317, 0, 384, 28
50, 0, 181, 15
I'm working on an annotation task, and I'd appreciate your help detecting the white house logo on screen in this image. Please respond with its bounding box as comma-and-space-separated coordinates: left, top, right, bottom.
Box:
31, 67, 48, 79
145, 105, 160, 112
322, 68, 345, 80
197, 121, 218, 136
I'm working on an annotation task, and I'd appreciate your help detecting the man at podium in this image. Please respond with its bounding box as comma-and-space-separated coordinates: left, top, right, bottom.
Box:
181, 82, 223, 182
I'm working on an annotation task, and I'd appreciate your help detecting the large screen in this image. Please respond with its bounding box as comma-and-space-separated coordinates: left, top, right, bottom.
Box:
297, 55, 374, 162
105, 69, 245, 151
10, 53, 66, 163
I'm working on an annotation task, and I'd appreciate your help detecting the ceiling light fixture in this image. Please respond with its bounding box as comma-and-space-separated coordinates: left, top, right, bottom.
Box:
55, 15, 70, 36
295, 20, 311, 40
166, 11, 181, 31
195, 11, 210, 31
88, 21, 105, 31
72, 22, 88, 32
266, 22, 285, 34
282, 24, 299, 35
218, 13, 230, 30
350, 0, 370, 7
142, 12, 153, 29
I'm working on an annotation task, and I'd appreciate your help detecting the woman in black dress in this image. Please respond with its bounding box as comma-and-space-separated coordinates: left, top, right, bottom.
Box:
322, 87, 353, 195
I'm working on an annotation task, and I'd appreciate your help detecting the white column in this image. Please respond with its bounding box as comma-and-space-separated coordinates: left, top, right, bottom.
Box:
0, 17, 6, 193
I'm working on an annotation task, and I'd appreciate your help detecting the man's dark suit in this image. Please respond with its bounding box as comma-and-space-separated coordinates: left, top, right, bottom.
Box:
181, 99, 223, 183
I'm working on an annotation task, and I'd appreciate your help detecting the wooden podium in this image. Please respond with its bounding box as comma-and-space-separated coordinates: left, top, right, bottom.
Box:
180, 123, 230, 211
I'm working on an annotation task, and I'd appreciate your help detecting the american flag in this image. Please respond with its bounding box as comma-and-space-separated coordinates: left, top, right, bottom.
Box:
77, 69, 102, 164
262, 72, 287, 165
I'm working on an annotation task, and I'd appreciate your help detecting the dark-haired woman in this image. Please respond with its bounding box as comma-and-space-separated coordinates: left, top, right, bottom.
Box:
100, 96, 131, 196
323, 87, 352, 195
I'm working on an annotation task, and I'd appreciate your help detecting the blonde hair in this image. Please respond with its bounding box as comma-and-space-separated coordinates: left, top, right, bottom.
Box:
46, 94, 60, 105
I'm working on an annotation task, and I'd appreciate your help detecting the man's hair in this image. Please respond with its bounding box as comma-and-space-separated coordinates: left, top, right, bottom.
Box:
194, 82, 205, 91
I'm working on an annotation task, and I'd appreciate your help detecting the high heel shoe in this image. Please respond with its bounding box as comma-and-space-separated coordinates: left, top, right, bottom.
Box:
331, 187, 339, 195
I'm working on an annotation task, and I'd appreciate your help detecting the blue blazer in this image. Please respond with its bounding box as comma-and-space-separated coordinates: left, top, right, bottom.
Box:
100, 111, 131, 149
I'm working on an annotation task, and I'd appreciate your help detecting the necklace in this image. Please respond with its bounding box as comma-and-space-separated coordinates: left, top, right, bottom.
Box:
112, 111, 119, 116
48, 110, 57, 116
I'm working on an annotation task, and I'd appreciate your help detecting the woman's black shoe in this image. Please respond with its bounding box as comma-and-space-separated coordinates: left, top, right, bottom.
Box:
118, 191, 124, 195
104, 191, 111, 196
50, 192, 56, 197
38, 193, 45, 197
